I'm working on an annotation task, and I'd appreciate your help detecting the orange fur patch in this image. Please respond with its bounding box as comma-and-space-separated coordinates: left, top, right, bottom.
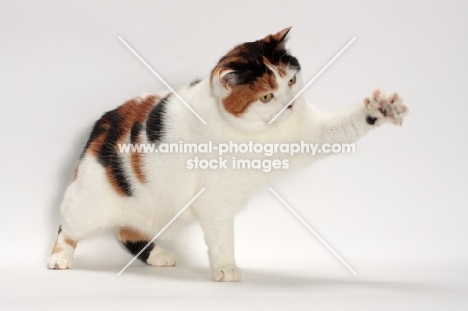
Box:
51, 238, 61, 254
86, 94, 160, 188
116, 95, 158, 143
130, 134, 146, 183
87, 95, 158, 157
223, 73, 278, 116
118, 226, 150, 242
51, 237, 77, 254
65, 238, 77, 249
116, 95, 158, 185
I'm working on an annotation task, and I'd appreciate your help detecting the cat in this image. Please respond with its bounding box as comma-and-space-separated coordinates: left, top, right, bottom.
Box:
48, 27, 408, 281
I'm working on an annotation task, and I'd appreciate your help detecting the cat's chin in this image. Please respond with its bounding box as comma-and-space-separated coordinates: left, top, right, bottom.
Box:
218, 109, 270, 133
225, 118, 270, 133
271, 108, 293, 124
227, 112, 295, 133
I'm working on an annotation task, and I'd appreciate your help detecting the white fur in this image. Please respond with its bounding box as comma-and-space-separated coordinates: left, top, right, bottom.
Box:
50, 68, 407, 281
48, 234, 75, 269
146, 246, 177, 267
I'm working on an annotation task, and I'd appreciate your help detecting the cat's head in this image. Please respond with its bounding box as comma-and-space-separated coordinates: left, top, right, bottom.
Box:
211, 27, 303, 132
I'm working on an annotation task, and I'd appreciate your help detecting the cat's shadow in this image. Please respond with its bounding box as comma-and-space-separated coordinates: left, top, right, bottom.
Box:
73, 262, 449, 293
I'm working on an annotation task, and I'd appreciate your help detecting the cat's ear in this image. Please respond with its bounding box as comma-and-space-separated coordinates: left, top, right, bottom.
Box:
211, 67, 239, 97
218, 69, 239, 91
264, 27, 292, 49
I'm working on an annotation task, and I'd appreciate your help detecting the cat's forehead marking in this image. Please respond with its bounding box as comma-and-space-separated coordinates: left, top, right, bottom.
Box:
263, 57, 287, 78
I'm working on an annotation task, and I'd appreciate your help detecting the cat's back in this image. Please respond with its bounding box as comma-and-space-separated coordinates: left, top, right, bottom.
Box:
75, 93, 166, 197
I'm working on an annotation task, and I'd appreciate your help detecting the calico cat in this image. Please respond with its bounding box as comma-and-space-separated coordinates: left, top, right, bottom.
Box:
48, 27, 408, 281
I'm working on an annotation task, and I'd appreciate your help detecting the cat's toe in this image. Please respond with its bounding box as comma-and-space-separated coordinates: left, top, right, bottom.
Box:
212, 265, 242, 282
146, 251, 177, 267
364, 89, 381, 109
48, 254, 73, 270
388, 92, 409, 126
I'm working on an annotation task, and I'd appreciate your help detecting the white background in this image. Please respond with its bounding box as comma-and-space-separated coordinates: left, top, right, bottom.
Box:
1, 0, 467, 309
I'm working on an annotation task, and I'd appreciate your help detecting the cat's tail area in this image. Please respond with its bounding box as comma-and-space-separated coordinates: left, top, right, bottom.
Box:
48, 225, 78, 269
117, 227, 177, 267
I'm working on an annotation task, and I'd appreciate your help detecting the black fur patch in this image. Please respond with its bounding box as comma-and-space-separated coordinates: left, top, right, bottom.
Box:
96, 110, 133, 196
123, 240, 154, 263
97, 110, 121, 166
366, 115, 378, 125
108, 157, 133, 196
58, 225, 62, 235
130, 122, 142, 144
80, 113, 109, 159
146, 95, 169, 143
189, 78, 201, 87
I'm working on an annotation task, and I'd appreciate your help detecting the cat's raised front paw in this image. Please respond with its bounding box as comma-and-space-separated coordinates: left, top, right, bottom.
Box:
364, 90, 409, 126
212, 264, 242, 282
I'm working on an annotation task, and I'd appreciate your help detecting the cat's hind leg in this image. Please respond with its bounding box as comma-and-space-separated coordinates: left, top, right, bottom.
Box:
48, 161, 123, 270
117, 226, 176, 267
48, 226, 77, 269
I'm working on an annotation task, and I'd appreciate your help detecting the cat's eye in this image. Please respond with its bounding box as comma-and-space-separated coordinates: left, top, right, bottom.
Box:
288, 75, 297, 86
259, 93, 274, 103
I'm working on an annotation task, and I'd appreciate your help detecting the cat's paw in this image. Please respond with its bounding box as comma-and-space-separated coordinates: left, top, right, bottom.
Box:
212, 264, 242, 282
48, 254, 73, 269
364, 90, 409, 126
146, 250, 177, 267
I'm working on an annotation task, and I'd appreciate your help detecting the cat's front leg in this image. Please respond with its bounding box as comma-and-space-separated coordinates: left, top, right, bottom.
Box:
195, 208, 241, 282
318, 90, 409, 144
